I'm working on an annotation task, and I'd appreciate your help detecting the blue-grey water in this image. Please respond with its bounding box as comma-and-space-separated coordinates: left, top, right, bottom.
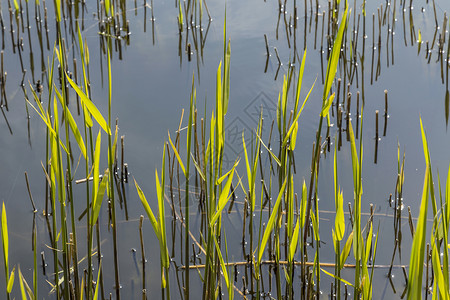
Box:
1, 0, 450, 298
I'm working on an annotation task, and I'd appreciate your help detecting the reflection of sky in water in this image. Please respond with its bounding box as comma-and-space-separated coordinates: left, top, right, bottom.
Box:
1, 0, 450, 298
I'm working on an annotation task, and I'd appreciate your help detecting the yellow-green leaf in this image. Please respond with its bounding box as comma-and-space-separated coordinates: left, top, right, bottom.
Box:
223, 40, 231, 115
258, 178, 287, 263
1, 202, 9, 273
213, 233, 230, 289
93, 260, 102, 300
282, 78, 316, 147
55, 0, 61, 22
13, 0, 19, 12
310, 210, 320, 241
168, 132, 186, 176
7, 266, 15, 293
321, 268, 354, 287
210, 161, 238, 226
335, 190, 345, 241
91, 170, 109, 226
289, 121, 299, 151
323, 7, 348, 100
54, 88, 87, 159
18, 267, 28, 300
320, 93, 335, 117
340, 231, 353, 268
134, 179, 160, 239
289, 218, 300, 261
66, 74, 111, 135
92, 130, 101, 205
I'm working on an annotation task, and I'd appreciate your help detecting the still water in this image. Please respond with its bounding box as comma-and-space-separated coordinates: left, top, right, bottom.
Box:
1, 0, 450, 298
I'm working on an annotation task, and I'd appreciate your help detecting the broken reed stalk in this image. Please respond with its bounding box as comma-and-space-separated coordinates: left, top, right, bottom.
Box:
182, 260, 409, 269
139, 215, 146, 297
375, 110, 379, 164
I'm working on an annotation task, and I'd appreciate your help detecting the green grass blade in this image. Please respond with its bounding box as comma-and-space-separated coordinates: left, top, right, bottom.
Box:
18, 267, 28, 300
282, 79, 316, 147
420, 117, 431, 166
134, 179, 160, 239
93, 260, 102, 300
13, 0, 19, 12
80, 276, 85, 300
217, 159, 239, 184
210, 161, 238, 226
242, 132, 252, 194
300, 180, 308, 228
7, 266, 15, 293
281, 75, 288, 132
289, 121, 299, 151
348, 120, 359, 195
190, 153, 206, 182
216, 62, 224, 149
92, 130, 101, 206
178, 0, 183, 30
294, 49, 307, 114
310, 209, 320, 242
105, 0, 110, 16
168, 132, 186, 175
91, 170, 109, 226
213, 233, 229, 290
340, 231, 354, 268
407, 168, 430, 300
256, 131, 281, 166
54, 88, 87, 159
223, 40, 231, 115
276, 93, 281, 135
2, 202, 9, 275
447, 163, 450, 227
66, 74, 111, 135
26, 98, 56, 139
258, 178, 287, 263
364, 223, 373, 265
321, 268, 354, 287
157, 144, 169, 269
320, 93, 335, 117
289, 219, 300, 261
112, 124, 119, 161
323, 7, 348, 100
431, 237, 449, 300
55, 0, 61, 22
335, 190, 345, 241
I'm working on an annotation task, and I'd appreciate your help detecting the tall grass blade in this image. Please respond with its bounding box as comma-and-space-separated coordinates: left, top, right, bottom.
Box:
289, 219, 300, 262
93, 261, 102, 300
7, 266, 15, 293
54, 88, 87, 159
213, 233, 230, 292
321, 268, 354, 287
294, 50, 307, 114
282, 79, 316, 147
210, 160, 238, 226
335, 190, 345, 241
223, 40, 231, 115
320, 93, 336, 117
91, 170, 109, 226
1, 202, 9, 277
340, 231, 354, 267
431, 236, 449, 300
66, 75, 111, 135
134, 179, 160, 239
323, 7, 348, 100
18, 267, 27, 300
258, 178, 287, 263
406, 167, 430, 299
168, 132, 186, 175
